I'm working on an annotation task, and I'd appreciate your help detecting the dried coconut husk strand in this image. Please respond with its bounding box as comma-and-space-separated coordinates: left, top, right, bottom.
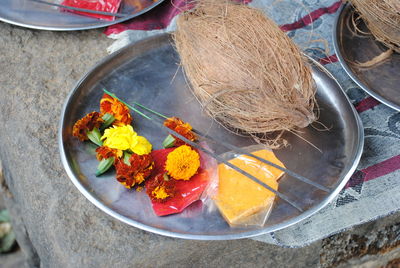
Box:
349, 0, 400, 54
173, 0, 316, 148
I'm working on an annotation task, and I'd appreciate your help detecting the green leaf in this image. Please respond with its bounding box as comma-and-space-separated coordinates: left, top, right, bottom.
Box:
95, 157, 114, 177
123, 152, 132, 165
0, 210, 10, 222
87, 128, 103, 147
100, 113, 115, 130
162, 134, 176, 148
0, 230, 16, 253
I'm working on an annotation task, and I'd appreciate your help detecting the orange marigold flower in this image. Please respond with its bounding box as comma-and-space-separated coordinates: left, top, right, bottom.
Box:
100, 93, 132, 126
164, 117, 196, 146
115, 153, 154, 189
146, 173, 176, 203
165, 145, 200, 180
95, 146, 123, 161
72, 112, 104, 141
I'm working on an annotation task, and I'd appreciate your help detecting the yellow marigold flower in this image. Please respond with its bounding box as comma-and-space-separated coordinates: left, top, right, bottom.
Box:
131, 136, 152, 156
101, 125, 137, 151
101, 125, 152, 155
165, 145, 200, 180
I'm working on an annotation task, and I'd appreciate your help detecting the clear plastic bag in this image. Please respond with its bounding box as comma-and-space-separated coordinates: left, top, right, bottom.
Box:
213, 145, 285, 227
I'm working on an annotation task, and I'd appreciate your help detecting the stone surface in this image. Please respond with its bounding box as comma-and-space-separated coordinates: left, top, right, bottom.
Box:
0, 249, 27, 268
0, 21, 399, 268
320, 212, 400, 267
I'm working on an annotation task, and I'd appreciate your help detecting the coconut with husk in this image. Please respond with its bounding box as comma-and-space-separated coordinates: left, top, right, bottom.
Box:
173, 0, 317, 148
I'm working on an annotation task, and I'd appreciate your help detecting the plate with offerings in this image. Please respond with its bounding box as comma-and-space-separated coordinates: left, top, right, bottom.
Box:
59, 1, 363, 240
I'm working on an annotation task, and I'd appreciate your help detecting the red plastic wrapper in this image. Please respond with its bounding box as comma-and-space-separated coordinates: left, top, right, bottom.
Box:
146, 146, 217, 216
61, 0, 122, 21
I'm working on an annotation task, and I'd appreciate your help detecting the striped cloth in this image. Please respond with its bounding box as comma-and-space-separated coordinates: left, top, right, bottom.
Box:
104, 0, 400, 247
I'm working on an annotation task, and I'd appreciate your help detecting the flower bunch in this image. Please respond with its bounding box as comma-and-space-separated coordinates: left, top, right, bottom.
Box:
72, 91, 210, 216
72, 93, 153, 188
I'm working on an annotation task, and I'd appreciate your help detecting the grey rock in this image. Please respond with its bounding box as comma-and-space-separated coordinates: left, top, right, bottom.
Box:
321, 212, 400, 268
0, 249, 27, 268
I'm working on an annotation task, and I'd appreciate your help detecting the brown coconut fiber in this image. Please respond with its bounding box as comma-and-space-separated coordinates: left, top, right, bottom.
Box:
174, 0, 316, 147
350, 0, 400, 54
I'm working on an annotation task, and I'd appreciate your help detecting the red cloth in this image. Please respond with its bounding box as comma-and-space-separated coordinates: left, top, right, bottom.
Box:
279, 1, 341, 32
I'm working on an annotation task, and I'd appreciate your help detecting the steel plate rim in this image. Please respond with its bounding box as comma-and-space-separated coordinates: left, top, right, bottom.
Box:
333, 3, 400, 112
59, 33, 364, 240
0, 0, 164, 31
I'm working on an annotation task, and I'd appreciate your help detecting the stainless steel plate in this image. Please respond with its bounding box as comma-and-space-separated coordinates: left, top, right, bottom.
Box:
0, 0, 163, 31
59, 34, 364, 240
333, 3, 400, 111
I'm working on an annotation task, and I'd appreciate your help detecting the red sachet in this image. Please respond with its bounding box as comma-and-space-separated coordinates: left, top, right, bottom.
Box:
146, 147, 215, 216
61, 0, 122, 21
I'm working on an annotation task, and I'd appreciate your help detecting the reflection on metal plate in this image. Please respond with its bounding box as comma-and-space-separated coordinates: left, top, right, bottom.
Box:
59, 34, 364, 240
